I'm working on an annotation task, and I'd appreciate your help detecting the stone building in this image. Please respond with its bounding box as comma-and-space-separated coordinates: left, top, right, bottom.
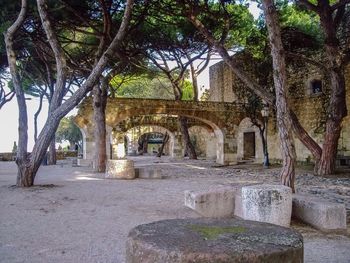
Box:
208, 53, 350, 164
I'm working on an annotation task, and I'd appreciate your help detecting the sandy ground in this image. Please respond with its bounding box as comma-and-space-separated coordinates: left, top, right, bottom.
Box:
0, 156, 350, 263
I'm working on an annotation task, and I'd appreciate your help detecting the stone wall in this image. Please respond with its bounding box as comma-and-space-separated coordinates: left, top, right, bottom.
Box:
209, 55, 350, 163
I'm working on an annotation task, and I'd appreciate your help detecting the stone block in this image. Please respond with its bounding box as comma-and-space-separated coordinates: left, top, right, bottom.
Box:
242, 184, 292, 227
184, 188, 236, 218
77, 159, 93, 167
292, 194, 346, 232
234, 187, 243, 218
105, 159, 135, 179
126, 218, 304, 263
135, 168, 162, 179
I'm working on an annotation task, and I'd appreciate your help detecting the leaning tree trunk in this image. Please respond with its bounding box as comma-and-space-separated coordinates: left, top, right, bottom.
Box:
315, 70, 346, 175
47, 137, 56, 165
179, 116, 197, 159
263, 0, 297, 192
314, 6, 347, 175
157, 132, 169, 157
93, 82, 107, 173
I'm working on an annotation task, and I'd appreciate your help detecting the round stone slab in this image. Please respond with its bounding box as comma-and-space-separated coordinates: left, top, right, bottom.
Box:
126, 218, 303, 263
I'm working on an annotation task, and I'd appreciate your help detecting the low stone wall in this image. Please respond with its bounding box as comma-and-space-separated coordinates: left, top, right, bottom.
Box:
0, 152, 15, 161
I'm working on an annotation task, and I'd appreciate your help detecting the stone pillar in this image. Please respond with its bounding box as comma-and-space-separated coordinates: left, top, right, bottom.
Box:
172, 132, 184, 158
106, 125, 113, 160
206, 132, 217, 159
112, 132, 126, 159
216, 130, 237, 165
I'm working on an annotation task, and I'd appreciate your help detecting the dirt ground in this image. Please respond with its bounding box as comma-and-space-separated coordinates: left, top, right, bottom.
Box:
0, 156, 349, 263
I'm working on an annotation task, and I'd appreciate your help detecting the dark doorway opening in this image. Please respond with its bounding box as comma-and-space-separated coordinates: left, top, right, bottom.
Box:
243, 132, 255, 160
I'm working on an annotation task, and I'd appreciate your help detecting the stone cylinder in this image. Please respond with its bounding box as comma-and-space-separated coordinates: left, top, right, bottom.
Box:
126, 218, 303, 263
105, 159, 135, 179
242, 184, 292, 227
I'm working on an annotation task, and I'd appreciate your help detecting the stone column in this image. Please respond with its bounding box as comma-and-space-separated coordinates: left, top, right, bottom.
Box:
172, 132, 184, 158
112, 132, 126, 159
216, 130, 238, 165
106, 125, 113, 159
206, 132, 217, 159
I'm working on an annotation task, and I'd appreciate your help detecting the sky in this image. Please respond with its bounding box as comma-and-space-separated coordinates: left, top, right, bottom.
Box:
0, 3, 261, 152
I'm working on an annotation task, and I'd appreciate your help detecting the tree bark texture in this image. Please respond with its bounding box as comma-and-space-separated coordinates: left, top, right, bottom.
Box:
263, 0, 297, 192
47, 137, 56, 165
179, 116, 197, 159
313, 1, 347, 175
93, 82, 107, 173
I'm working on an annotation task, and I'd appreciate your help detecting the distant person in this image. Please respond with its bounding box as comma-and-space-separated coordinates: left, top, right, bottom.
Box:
75, 143, 78, 151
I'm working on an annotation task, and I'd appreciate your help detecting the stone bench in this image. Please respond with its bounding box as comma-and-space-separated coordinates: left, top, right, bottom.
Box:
292, 194, 346, 232
184, 188, 236, 218
135, 168, 162, 179
241, 184, 293, 227
105, 159, 135, 179
126, 218, 303, 263
77, 159, 93, 167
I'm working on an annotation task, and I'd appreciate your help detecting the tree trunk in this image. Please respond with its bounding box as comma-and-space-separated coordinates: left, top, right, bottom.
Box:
47, 137, 56, 165
143, 134, 149, 154
189, 62, 199, 101
93, 81, 107, 173
16, 160, 36, 187
315, 70, 346, 175
314, 4, 347, 175
263, 0, 296, 192
179, 116, 197, 159
157, 132, 169, 157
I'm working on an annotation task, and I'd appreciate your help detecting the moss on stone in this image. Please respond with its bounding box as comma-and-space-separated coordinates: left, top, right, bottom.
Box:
188, 225, 246, 240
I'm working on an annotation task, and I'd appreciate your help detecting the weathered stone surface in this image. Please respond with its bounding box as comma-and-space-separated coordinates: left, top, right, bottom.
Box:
292, 194, 347, 232
105, 159, 135, 179
126, 218, 303, 263
242, 184, 292, 227
234, 187, 243, 218
184, 188, 236, 218
77, 159, 93, 167
135, 168, 162, 179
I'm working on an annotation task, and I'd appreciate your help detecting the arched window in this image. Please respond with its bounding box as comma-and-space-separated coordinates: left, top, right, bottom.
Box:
310, 79, 322, 94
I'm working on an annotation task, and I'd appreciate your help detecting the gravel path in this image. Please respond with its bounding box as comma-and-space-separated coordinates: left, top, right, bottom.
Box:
0, 157, 349, 263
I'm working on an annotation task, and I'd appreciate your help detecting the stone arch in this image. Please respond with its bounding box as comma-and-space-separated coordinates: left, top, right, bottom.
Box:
124, 125, 175, 157
237, 117, 263, 163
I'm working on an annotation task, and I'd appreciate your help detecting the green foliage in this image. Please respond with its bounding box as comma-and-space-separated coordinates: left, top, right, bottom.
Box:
111, 74, 174, 99
181, 80, 194, 100
56, 116, 82, 146
279, 3, 322, 43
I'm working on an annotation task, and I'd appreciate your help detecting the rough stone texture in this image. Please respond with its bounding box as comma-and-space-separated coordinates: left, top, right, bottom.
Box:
184, 188, 236, 218
209, 56, 350, 163
126, 218, 303, 263
135, 168, 162, 179
234, 187, 243, 218
105, 159, 135, 179
77, 158, 93, 167
242, 184, 292, 227
292, 194, 347, 232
